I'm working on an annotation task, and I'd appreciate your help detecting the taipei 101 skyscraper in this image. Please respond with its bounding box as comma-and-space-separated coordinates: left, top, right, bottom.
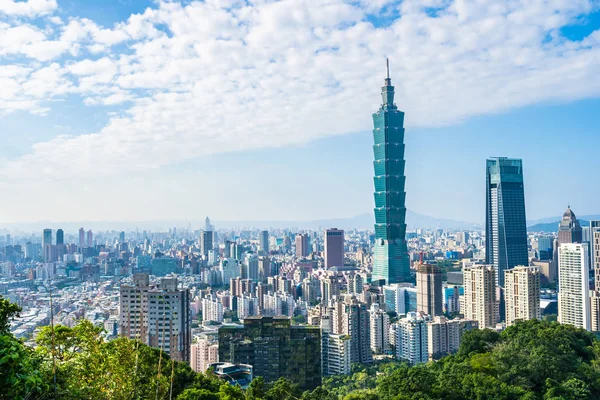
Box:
372, 60, 410, 284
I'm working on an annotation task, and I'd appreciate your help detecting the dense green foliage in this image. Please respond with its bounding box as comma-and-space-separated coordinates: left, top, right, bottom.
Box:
3, 295, 600, 399
317, 320, 600, 400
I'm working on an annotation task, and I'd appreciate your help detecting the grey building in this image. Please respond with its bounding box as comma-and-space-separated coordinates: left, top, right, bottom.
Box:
201, 230, 214, 257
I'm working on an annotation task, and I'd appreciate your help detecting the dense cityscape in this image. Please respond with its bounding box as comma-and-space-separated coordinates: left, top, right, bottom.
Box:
2, 63, 599, 399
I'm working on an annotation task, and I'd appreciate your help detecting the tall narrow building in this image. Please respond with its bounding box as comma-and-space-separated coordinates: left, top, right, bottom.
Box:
591, 221, 600, 291
504, 266, 541, 326
590, 221, 600, 332
558, 243, 591, 331
372, 60, 410, 284
42, 229, 52, 262
462, 264, 498, 329
295, 233, 310, 258
201, 230, 214, 257
324, 229, 344, 269
259, 230, 269, 254
485, 157, 528, 287
416, 263, 443, 317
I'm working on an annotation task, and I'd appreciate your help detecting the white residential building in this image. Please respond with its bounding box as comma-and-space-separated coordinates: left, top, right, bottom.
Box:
220, 259, 240, 285
120, 273, 191, 362
504, 266, 541, 326
201, 295, 224, 323
558, 243, 591, 331
462, 264, 498, 329
394, 312, 429, 365
263, 291, 295, 317
427, 316, 478, 360
369, 303, 390, 354
320, 315, 352, 376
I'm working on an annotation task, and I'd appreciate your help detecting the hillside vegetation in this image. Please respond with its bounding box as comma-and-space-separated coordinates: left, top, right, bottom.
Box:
2, 296, 600, 399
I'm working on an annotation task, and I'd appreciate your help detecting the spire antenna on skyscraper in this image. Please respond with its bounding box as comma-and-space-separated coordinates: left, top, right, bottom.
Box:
386, 58, 389, 79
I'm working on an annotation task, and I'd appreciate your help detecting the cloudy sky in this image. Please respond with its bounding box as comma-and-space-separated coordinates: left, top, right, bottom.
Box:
0, 0, 599, 225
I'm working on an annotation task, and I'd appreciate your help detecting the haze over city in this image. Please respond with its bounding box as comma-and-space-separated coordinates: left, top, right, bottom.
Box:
1, 0, 600, 225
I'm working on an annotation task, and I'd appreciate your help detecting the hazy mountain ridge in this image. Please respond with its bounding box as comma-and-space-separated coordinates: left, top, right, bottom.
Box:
0, 210, 480, 233
527, 215, 600, 233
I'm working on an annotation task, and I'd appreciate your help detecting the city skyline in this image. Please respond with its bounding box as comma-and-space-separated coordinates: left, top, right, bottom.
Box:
1, 1, 600, 224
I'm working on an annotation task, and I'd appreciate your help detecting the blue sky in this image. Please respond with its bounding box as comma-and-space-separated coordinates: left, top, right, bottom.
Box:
0, 0, 599, 225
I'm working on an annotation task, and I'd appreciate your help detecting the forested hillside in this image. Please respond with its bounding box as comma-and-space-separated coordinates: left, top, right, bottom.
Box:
2, 297, 600, 400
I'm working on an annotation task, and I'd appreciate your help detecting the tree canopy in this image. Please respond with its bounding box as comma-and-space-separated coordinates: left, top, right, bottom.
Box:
3, 295, 600, 399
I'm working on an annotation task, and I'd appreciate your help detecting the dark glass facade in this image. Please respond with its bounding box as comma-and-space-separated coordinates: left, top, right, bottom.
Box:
485, 157, 528, 287
372, 62, 410, 284
218, 316, 321, 390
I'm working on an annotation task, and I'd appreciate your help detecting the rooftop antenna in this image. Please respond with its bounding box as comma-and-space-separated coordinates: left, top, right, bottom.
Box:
386, 58, 390, 79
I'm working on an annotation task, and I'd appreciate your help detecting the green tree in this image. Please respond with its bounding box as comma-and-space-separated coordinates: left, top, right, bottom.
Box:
264, 378, 301, 400
0, 334, 46, 398
247, 376, 266, 399
177, 388, 220, 400
0, 296, 21, 334
456, 328, 501, 357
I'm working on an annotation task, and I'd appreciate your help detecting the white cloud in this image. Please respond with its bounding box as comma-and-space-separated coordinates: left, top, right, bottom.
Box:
1, 0, 600, 186
0, 0, 57, 17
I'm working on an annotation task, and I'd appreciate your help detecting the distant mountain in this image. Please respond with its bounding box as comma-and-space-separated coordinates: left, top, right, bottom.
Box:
0, 211, 480, 233
214, 211, 480, 231
527, 215, 600, 233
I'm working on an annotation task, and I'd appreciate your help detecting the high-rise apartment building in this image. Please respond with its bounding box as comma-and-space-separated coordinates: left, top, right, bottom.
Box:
120, 273, 191, 362
263, 291, 295, 317
295, 233, 309, 258
558, 243, 591, 331
259, 230, 269, 254
558, 206, 583, 245
416, 263, 443, 317
462, 264, 498, 329
591, 221, 600, 290
427, 316, 478, 360
202, 295, 224, 323
369, 303, 390, 355
220, 258, 240, 284
332, 296, 373, 364
200, 230, 214, 257
320, 315, 351, 376
591, 221, 600, 332
78, 227, 85, 247
504, 266, 541, 326
372, 61, 410, 284
485, 157, 528, 287
190, 334, 219, 372
243, 253, 259, 282
394, 312, 429, 365
218, 316, 321, 390
324, 229, 344, 269
320, 275, 340, 306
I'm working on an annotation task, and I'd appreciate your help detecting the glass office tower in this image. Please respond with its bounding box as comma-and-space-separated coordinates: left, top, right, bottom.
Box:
372, 60, 410, 284
485, 157, 528, 287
